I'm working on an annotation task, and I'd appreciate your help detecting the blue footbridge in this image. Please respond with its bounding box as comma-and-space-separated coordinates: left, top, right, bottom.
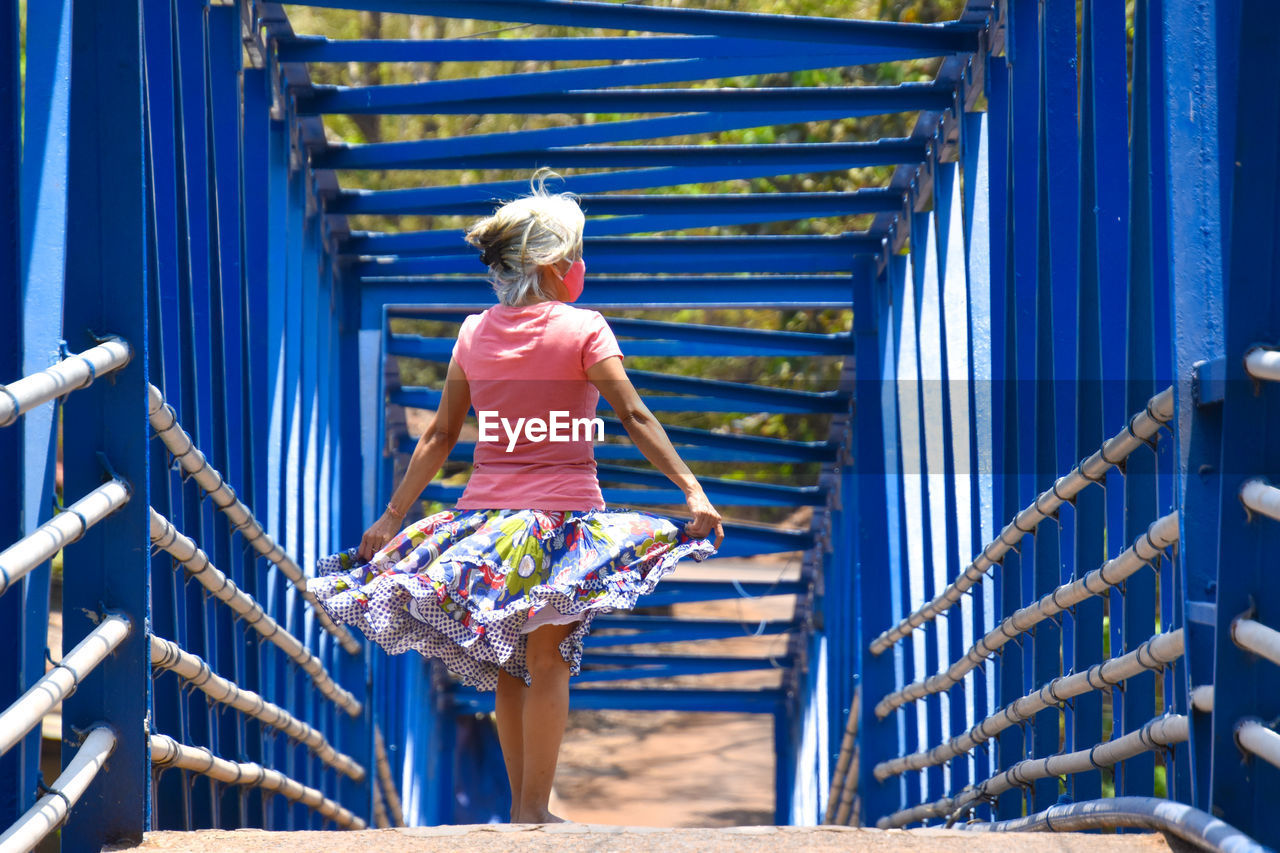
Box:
1, 0, 1278, 850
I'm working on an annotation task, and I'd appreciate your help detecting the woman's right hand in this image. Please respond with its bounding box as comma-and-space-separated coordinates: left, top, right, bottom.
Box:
358, 511, 404, 563
683, 487, 725, 550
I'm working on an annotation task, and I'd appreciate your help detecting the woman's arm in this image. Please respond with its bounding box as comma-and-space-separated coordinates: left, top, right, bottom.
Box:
587, 355, 724, 549
359, 357, 471, 560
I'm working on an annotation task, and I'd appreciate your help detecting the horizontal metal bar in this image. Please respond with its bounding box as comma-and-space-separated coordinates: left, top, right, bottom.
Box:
1244, 346, 1280, 383
869, 387, 1176, 657
396, 434, 807, 464
149, 508, 362, 717
591, 613, 796, 634
365, 275, 859, 315
1236, 720, 1280, 772
150, 635, 364, 781
449, 685, 786, 714
278, 34, 964, 63
302, 53, 914, 112
386, 327, 853, 359
0, 726, 116, 853
346, 192, 898, 252
0, 615, 130, 757
879, 714, 1190, 829
874, 629, 1185, 782
287, 0, 979, 51
315, 138, 926, 172
596, 464, 824, 503
390, 413, 838, 462
957, 797, 1268, 853
148, 385, 360, 654
0, 338, 131, 428
573, 659, 783, 683
581, 651, 789, 669
149, 734, 365, 829
318, 111, 913, 171
1232, 617, 1280, 668
0, 480, 131, 598
355, 234, 878, 276
1240, 477, 1280, 524
298, 81, 954, 116
874, 512, 1181, 719
640, 579, 803, 607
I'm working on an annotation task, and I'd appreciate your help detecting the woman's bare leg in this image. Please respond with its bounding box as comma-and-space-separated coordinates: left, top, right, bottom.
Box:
516, 622, 577, 823
495, 668, 528, 821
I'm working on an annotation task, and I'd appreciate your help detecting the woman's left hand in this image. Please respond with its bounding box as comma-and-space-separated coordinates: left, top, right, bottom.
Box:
358, 511, 403, 563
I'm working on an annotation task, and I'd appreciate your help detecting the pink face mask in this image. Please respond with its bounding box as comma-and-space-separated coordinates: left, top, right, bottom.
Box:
560, 258, 586, 302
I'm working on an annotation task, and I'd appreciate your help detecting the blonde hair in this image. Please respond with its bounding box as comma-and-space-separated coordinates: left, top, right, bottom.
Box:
465, 170, 585, 306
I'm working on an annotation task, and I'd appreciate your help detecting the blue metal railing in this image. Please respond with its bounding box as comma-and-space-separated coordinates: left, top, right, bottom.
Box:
1, 0, 1277, 849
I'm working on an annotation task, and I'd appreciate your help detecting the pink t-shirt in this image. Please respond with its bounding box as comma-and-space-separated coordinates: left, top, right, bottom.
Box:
451, 301, 624, 510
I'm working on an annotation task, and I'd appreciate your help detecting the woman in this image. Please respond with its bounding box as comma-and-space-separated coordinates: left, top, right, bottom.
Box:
309, 176, 725, 825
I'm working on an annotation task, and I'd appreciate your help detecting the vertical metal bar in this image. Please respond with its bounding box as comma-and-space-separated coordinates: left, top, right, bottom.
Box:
911, 204, 948, 804
1159, 0, 1224, 810
59, 0, 151, 845
960, 107, 996, 800
0, 0, 23, 828
892, 247, 930, 809
1208, 0, 1280, 844
854, 254, 899, 825
1071, 0, 1121, 808
935, 159, 976, 796
8, 0, 74, 825
1119, 0, 1159, 801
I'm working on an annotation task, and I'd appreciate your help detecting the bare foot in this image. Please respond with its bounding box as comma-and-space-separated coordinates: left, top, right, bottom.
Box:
514, 810, 567, 824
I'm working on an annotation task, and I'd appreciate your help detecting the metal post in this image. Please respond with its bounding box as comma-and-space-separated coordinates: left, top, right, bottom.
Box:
59, 0, 151, 846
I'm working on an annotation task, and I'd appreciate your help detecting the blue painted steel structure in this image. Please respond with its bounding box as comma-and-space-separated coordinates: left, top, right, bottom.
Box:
0, 0, 1277, 850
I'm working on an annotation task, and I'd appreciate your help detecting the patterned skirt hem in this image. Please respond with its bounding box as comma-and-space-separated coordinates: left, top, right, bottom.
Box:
311, 536, 716, 691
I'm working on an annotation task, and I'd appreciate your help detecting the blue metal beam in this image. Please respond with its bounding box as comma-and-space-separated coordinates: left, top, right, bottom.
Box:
297, 81, 954, 116
363, 276, 859, 318
284, 1, 978, 50
278, 35, 959, 64
343, 192, 899, 252
314, 138, 926, 172
392, 380, 846, 415
396, 435, 829, 465
300, 55, 931, 112
450, 686, 786, 714
330, 168, 902, 214
352, 234, 878, 277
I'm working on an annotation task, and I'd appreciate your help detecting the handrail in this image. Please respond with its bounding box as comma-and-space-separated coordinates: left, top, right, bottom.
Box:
1235, 721, 1280, 772
1244, 346, 1280, 383
874, 628, 1184, 781
0, 338, 132, 428
1232, 618, 1280, 668
875, 512, 1180, 718
149, 635, 364, 781
878, 713, 1190, 828
0, 479, 131, 597
870, 387, 1174, 656
0, 726, 117, 853
149, 508, 362, 717
0, 615, 130, 757
1240, 479, 1280, 525
824, 686, 859, 825
148, 734, 366, 830
957, 797, 1269, 853
147, 385, 360, 654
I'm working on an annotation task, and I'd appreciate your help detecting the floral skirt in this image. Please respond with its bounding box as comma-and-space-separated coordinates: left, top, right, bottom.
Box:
307, 508, 717, 690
